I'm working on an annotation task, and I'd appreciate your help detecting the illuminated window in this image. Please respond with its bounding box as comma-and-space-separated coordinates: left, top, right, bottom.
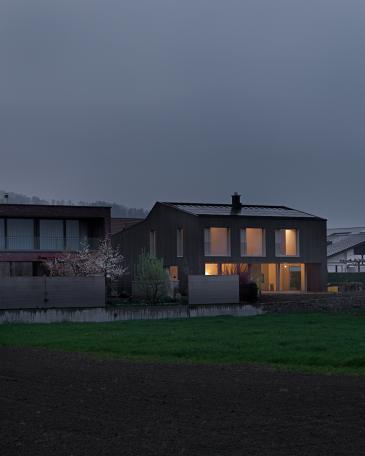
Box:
204, 228, 230, 256
177, 228, 183, 257
279, 263, 305, 291
149, 230, 156, 257
275, 229, 299, 256
241, 228, 265, 256
221, 263, 238, 275
205, 263, 219, 275
169, 265, 178, 280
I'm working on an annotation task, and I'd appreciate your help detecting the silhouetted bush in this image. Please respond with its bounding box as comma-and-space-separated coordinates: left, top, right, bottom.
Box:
239, 281, 258, 303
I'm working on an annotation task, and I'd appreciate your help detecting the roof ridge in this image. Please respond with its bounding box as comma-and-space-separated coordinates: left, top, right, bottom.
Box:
160, 202, 323, 219
162, 201, 289, 209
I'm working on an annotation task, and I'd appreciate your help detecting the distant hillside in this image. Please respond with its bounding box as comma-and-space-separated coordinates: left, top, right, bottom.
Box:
0, 191, 147, 218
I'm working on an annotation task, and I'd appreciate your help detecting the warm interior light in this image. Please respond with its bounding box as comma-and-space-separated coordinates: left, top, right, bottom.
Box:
285, 229, 297, 256
221, 263, 237, 275
205, 263, 218, 275
169, 266, 178, 280
246, 228, 264, 256
209, 228, 230, 256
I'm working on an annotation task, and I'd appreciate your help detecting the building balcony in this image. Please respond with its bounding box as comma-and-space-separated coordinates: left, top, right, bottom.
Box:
0, 236, 101, 252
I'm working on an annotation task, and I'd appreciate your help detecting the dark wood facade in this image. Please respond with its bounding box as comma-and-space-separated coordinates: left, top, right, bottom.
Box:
113, 201, 327, 293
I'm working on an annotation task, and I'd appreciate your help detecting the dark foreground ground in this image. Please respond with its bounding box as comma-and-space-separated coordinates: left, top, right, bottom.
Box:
1, 347, 365, 456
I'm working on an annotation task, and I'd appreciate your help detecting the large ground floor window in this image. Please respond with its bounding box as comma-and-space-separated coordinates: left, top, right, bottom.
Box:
205, 262, 306, 292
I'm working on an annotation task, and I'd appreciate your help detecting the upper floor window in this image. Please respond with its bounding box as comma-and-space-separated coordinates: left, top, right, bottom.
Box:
241, 228, 265, 256
177, 228, 183, 257
40, 219, 64, 250
7, 219, 34, 250
66, 220, 80, 250
275, 229, 299, 256
0, 219, 4, 250
0, 218, 84, 252
204, 227, 231, 256
149, 230, 156, 257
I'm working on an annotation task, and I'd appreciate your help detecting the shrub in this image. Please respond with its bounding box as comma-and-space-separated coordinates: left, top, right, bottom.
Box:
134, 253, 170, 304
239, 281, 259, 303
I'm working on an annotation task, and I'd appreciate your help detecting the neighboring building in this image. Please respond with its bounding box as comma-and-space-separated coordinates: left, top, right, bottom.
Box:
0, 204, 111, 276
327, 229, 365, 273
113, 194, 327, 293
327, 226, 365, 243
111, 217, 143, 236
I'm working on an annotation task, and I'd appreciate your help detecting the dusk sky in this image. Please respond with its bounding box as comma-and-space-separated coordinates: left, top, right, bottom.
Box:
1, 0, 364, 227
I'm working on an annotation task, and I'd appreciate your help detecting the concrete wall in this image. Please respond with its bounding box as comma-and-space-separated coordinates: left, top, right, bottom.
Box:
188, 275, 239, 305
0, 303, 263, 324
0, 276, 105, 309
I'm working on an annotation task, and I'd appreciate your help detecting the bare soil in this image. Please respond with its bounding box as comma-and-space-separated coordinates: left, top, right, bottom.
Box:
1, 347, 365, 456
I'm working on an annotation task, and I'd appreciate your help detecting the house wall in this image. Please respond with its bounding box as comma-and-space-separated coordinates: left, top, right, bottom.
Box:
113, 203, 200, 292
113, 203, 327, 293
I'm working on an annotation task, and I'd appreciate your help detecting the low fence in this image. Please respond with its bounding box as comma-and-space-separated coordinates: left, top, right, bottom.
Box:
328, 272, 365, 284
0, 303, 264, 324
188, 275, 239, 305
0, 276, 105, 310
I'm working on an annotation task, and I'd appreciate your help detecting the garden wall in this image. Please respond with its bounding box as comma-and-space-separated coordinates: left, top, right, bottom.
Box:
188, 275, 239, 305
0, 276, 105, 310
260, 291, 365, 313
0, 303, 263, 324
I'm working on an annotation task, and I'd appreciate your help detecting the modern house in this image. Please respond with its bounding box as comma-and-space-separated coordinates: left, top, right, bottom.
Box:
0, 204, 111, 276
327, 228, 365, 272
113, 194, 327, 293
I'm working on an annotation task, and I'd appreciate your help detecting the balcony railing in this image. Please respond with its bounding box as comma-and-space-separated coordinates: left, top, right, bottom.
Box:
0, 236, 101, 251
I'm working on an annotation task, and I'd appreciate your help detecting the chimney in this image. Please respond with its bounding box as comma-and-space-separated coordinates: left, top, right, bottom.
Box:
231, 192, 241, 210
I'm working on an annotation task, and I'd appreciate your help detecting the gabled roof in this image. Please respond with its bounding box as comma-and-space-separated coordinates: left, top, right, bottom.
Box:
327, 234, 365, 257
111, 218, 143, 235
162, 202, 322, 219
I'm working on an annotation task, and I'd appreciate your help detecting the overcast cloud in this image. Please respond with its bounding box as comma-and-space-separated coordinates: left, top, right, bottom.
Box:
0, 0, 364, 226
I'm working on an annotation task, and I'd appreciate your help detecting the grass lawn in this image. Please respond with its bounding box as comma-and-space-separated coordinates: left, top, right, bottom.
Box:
2, 313, 365, 374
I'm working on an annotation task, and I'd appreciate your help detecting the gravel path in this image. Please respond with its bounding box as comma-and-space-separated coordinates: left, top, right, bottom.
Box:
1, 347, 365, 455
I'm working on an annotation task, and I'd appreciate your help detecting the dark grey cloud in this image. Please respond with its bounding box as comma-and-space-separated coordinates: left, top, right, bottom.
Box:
0, 0, 364, 226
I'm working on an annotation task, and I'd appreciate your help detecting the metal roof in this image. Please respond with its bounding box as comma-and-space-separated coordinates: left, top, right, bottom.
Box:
162, 202, 321, 219
327, 234, 365, 257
